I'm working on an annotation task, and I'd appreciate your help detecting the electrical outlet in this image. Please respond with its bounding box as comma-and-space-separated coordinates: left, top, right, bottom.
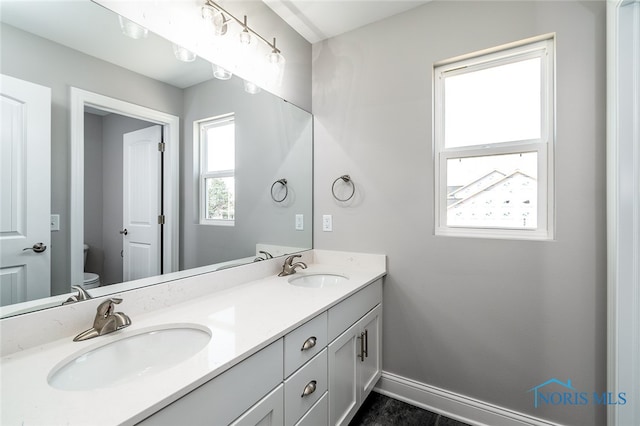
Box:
295, 214, 304, 231
322, 215, 332, 232
50, 214, 60, 231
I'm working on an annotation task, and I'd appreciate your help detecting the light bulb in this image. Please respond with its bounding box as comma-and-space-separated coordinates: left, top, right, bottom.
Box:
213, 65, 232, 80
118, 16, 148, 39
202, 5, 227, 36
243, 80, 261, 94
267, 50, 283, 64
239, 29, 252, 45
173, 44, 197, 62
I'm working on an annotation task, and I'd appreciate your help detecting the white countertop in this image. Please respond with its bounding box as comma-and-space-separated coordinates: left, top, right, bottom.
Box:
0, 250, 386, 425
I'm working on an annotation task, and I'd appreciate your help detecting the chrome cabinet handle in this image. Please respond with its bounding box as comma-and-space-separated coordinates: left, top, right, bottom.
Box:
301, 336, 317, 351
23, 243, 46, 253
363, 329, 369, 358
301, 380, 317, 397
119, 229, 128, 235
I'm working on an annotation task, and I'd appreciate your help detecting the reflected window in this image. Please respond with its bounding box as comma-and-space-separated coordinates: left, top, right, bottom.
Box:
198, 114, 235, 226
434, 37, 555, 239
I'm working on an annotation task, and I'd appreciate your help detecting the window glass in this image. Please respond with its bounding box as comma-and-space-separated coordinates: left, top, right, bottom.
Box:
444, 57, 541, 148
447, 153, 537, 229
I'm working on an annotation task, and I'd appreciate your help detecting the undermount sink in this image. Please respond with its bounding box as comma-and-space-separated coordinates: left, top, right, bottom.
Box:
48, 324, 211, 391
288, 273, 349, 288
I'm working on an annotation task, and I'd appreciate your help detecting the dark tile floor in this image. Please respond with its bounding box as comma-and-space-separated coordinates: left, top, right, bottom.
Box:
349, 392, 472, 426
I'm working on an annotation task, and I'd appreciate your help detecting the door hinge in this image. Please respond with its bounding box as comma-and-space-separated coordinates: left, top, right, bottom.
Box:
158, 142, 166, 152
158, 215, 165, 225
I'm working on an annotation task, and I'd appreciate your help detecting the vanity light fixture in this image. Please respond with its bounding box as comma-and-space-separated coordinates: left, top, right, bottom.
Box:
118, 15, 148, 39
213, 64, 233, 80
201, 1, 284, 65
173, 44, 197, 62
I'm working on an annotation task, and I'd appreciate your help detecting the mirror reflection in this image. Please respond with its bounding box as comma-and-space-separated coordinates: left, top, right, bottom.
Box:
0, 0, 312, 318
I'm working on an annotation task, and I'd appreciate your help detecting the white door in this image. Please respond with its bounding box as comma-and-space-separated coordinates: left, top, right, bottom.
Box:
122, 125, 162, 282
0, 74, 51, 306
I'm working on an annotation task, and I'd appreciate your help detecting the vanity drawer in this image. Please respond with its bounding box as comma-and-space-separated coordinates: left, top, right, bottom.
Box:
284, 312, 327, 377
284, 349, 328, 426
328, 279, 382, 342
294, 392, 327, 426
138, 339, 283, 426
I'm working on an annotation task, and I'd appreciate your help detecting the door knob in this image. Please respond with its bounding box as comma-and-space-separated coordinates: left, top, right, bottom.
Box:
23, 243, 47, 253
119, 229, 128, 236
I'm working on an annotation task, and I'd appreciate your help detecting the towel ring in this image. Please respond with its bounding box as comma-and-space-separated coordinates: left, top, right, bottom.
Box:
271, 178, 288, 203
332, 175, 355, 202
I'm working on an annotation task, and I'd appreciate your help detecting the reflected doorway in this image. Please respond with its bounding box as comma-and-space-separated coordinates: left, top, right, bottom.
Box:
83, 108, 162, 287
70, 88, 179, 291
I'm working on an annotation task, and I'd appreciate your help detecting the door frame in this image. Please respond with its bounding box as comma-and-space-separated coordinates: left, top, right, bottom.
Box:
607, 1, 640, 425
69, 87, 179, 289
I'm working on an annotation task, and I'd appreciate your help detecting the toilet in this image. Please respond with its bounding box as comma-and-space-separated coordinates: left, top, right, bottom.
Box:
82, 244, 101, 289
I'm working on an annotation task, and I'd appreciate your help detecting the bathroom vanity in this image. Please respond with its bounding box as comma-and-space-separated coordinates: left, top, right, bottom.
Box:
0, 250, 385, 426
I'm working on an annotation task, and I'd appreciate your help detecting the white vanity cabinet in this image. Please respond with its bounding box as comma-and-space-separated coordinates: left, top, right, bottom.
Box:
327, 292, 382, 426
137, 279, 382, 426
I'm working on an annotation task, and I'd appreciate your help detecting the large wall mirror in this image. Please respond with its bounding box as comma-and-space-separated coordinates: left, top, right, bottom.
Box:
0, 0, 312, 318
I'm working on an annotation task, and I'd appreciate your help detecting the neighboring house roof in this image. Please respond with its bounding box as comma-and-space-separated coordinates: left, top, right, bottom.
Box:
448, 170, 506, 200
447, 170, 537, 228
448, 170, 536, 209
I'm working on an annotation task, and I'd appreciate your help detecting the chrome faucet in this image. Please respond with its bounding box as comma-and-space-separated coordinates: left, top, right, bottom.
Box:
278, 254, 307, 277
254, 250, 274, 262
62, 285, 93, 305
73, 298, 132, 342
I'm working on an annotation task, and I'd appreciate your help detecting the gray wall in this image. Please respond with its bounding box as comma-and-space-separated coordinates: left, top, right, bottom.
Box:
312, 2, 606, 425
83, 113, 104, 279
181, 77, 313, 269
1, 23, 184, 295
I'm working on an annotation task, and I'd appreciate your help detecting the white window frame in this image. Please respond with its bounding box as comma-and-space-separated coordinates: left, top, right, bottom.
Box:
434, 36, 555, 240
197, 114, 235, 226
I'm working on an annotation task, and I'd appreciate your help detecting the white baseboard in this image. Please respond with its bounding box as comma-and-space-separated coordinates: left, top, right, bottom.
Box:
374, 372, 565, 426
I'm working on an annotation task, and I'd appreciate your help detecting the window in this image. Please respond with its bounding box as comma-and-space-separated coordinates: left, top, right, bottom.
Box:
198, 114, 235, 226
434, 37, 554, 240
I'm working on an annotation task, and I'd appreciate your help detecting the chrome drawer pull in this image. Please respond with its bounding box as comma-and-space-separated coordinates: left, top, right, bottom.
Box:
301, 380, 317, 397
301, 336, 317, 351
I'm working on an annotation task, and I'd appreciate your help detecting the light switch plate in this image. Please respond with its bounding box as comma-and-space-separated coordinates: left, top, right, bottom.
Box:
322, 215, 332, 232
295, 214, 304, 230
50, 214, 60, 231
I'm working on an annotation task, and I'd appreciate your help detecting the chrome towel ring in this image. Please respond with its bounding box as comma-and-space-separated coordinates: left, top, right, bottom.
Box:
271, 178, 288, 202
332, 175, 355, 202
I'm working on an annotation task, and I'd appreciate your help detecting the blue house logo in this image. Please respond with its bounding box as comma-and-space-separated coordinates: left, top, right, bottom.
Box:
528, 378, 627, 408
528, 378, 577, 408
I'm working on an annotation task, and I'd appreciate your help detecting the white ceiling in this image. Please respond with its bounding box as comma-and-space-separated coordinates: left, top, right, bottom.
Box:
263, 0, 431, 44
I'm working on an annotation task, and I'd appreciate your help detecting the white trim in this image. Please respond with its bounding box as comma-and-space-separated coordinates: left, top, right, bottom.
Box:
69, 88, 179, 289
375, 372, 564, 426
607, 1, 640, 426
433, 37, 555, 241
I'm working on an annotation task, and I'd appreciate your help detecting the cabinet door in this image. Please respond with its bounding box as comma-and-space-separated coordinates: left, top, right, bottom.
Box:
359, 304, 382, 400
230, 385, 284, 426
328, 322, 359, 426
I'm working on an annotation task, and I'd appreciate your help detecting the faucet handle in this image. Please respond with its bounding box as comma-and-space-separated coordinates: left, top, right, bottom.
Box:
96, 298, 122, 317
284, 254, 302, 265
